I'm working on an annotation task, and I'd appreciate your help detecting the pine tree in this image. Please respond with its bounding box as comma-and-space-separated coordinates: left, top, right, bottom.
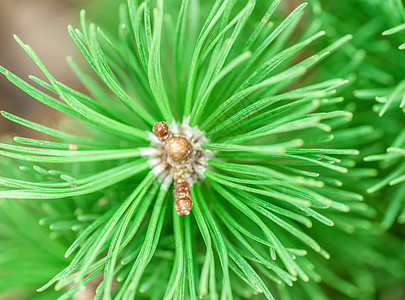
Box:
0, 0, 404, 299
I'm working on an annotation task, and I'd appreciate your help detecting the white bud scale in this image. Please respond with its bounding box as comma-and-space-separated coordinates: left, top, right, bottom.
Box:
146, 119, 212, 216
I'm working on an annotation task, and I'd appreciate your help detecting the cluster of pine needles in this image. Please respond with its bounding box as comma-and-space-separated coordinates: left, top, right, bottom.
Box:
0, 0, 404, 299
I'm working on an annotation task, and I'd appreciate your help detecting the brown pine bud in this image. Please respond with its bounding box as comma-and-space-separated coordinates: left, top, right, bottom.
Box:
175, 195, 193, 215
175, 181, 191, 197
165, 136, 190, 162
153, 121, 169, 141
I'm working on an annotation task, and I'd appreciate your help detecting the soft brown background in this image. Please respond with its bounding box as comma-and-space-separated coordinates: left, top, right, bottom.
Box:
0, 0, 123, 138
0, 0, 81, 138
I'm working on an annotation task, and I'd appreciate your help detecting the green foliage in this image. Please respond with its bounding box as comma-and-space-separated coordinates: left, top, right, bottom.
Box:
308, 0, 405, 230
0, 0, 404, 299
